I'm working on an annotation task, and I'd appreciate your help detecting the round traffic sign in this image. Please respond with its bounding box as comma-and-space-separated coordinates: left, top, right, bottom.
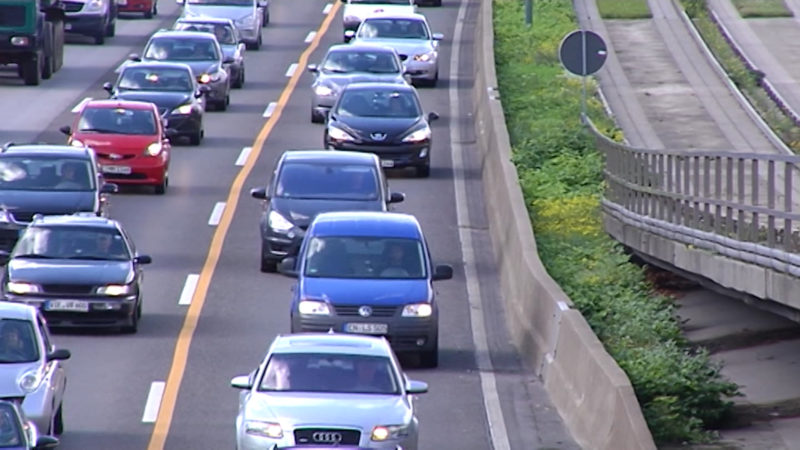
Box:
559, 30, 607, 76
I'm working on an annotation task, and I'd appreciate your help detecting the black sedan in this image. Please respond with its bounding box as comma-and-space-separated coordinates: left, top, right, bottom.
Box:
324, 82, 439, 177
173, 17, 246, 89
103, 61, 207, 145
0, 214, 152, 333
250, 150, 404, 272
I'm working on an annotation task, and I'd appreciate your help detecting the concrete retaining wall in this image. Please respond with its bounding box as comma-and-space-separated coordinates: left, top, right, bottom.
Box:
471, 0, 656, 448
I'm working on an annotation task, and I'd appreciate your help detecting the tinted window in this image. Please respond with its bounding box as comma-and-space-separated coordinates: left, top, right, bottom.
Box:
337, 89, 421, 118
78, 107, 157, 135
259, 353, 399, 395
0, 319, 39, 363
303, 236, 426, 279
359, 18, 429, 39
145, 37, 219, 61
119, 67, 194, 92
322, 50, 399, 74
175, 22, 236, 45
276, 163, 379, 200
0, 157, 95, 192
13, 226, 131, 261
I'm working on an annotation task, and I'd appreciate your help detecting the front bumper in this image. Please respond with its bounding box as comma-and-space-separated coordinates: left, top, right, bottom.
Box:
325, 139, 431, 169
198, 78, 228, 102
165, 112, 202, 137
237, 426, 413, 450
404, 59, 437, 81
3, 294, 138, 328
64, 13, 106, 35
237, 26, 259, 44
98, 153, 168, 186
260, 218, 305, 262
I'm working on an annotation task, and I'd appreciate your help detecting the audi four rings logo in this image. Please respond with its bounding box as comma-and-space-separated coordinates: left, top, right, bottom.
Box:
370, 132, 387, 141
312, 431, 343, 443
358, 305, 373, 317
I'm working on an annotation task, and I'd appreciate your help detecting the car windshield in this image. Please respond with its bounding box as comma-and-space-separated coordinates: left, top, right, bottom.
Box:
78, 107, 157, 135
276, 163, 380, 200
322, 50, 400, 74
12, 226, 131, 261
336, 89, 420, 118
144, 37, 219, 61
0, 319, 39, 364
358, 18, 429, 40
0, 403, 23, 447
119, 67, 194, 92
175, 23, 237, 45
303, 236, 426, 279
259, 353, 399, 395
0, 157, 95, 192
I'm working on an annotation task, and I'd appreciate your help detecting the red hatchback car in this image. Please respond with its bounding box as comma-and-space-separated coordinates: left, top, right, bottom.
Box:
118, 0, 157, 19
60, 100, 170, 194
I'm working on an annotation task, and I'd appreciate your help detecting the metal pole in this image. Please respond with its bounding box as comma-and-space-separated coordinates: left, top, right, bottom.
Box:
581, 30, 587, 118
525, 0, 532, 26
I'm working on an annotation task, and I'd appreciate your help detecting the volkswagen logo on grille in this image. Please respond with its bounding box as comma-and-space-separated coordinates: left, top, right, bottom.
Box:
312, 431, 343, 444
370, 132, 387, 142
358, 305, 373, 317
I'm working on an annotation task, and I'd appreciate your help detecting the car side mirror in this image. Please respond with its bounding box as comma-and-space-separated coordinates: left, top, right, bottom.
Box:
277, 257, 298, 277
231, 375, 253, 390
406, 379, 428, 394
344, 30, 355, 41
307, 64, 318, 73
128, 53, 142, 62
388, 192, 405, 204
101, 182, 119, 194
432, 264, 453, 281
398, 54, 408, 62
34, 435, 60, 449
135, 255, 153, 264
250, 187, 269, 200
59, 125, 71, 136
47, 348, 71, 361
427, 112, 440, 122
223, 56, 234, 64
432, 33, 444, 41
102, 81, 114, 94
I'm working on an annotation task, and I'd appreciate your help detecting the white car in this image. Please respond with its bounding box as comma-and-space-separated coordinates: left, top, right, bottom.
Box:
341, 0, 416, 41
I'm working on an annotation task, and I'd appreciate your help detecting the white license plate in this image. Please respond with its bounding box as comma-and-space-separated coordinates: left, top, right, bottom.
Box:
117, 0, 127, 5
46, 300, 89, 312
102, 165, 131, 175
380, 159, 395, 168
344, 322, 388, 334
64, 23, 72, 30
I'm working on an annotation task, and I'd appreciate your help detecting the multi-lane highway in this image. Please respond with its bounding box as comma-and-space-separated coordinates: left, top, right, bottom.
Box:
0, 0, 580, 448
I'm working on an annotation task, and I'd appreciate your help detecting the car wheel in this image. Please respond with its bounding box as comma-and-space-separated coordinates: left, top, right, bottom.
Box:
105, 14, 115, 37
94, 30, 105, 45
189, 129, 203, 146
21, 55, 41, 86
41, 54, 53, 80
53, 404, 64, 435
263, 9, 269, 25
428, 70, 439, 87
311, 109, 324, 123
144, 4, 153, 18
420, 347, 438, 368
416, 163, 430, 178
260, 241, 276, 272
154, 174, 167, 195
121, 306, 139, 333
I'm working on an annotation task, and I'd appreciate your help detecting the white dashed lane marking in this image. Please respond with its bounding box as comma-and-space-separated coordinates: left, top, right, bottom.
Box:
142, 382, 166, 423
285, 63, 298, 77
178, 274, 200, 306
235, 147, 253, 166
208, 202, 226, 226
262, 102, 277, 118
322, 3, 332, 14
305, 31, 317, 43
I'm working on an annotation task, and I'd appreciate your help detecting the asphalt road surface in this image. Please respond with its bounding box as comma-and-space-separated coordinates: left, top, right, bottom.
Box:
0, 0, 579, 449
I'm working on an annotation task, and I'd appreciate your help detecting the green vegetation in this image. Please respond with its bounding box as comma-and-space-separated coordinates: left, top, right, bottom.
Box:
731, 0, 793, 17
493, 0, 739, 444
597, 0, 652, 19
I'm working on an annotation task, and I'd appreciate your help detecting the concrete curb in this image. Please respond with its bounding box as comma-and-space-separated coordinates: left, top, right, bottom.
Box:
471, 1, 656, 448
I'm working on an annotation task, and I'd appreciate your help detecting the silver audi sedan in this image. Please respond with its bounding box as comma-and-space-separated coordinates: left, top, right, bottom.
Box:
231, 333, 427, 450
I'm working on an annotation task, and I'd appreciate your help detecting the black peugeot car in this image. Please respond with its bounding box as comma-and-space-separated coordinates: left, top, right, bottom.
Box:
0, 214, 152, 333
323, 82, 439, 177
250, 150, 405, 273
104, 61, 207, 145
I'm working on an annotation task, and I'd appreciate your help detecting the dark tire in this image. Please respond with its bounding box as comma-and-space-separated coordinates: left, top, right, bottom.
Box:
41, 54, 53, 80
189, 129, 203, 146
53, 404, 64, 435
419, 347, 438, 368
263, 10, 269, 25
21, 56, 41, 86
311, 109, 324, 123
216, 93, 229, 111
154, 174, 167, 195
105, 17, 115, 37
144, 8, 153, 18
94, 30, 105, 45
416, 163, 430, 178
121, 302, 140, 333
260, 241, 276, 272
246, 33, 262, 51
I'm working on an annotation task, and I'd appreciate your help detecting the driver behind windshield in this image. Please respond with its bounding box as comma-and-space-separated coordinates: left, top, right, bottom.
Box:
0, 321, 37, 363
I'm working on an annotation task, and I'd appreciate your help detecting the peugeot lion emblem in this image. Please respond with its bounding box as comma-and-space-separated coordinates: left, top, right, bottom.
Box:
370, 132, 387, 142
109, 153, 123, 160
312, 431, 343, 444
358, 305, 373, 317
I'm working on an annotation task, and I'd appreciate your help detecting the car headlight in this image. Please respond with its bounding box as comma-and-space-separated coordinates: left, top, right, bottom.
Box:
85, 0, 104, 12
314, 85, 335, 96
244, 420, 283, 438
18, 370, 43, 394
402, 303, 432, 317
327, 125, 355, 142
96, 284, 133, 296
401, 126, 431, 143
371, 424, 409, 441
172, 104, 194, 115
6, 282, 41, 295
198, 71, 223, 84
70, 139, 85, 147
298, 300, 331, 315
145, 142, 163, 156
413, 51, 436, 62
10, 36, 30, 47
267, 210, 294, 233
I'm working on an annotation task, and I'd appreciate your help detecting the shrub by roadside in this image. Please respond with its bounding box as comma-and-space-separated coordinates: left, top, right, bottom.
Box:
492, 0, 739, 444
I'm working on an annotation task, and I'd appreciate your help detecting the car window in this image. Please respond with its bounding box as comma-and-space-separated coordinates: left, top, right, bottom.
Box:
0, 319, 40, 363
322, 51, 399, 74
259, 353, 399, 395
359, 18, 429, 40
276, 163, 379, 200
119, 67, 194, 92
36, 315, 52, 354
337, 89, 421, 118
78, 107, 157, 135
0, 403, 23, 447
0, 157, 95, 192
303, 236, 426, 279
145, 37, 219, 61
175, 23, 236, 45
13, 226, 131, 261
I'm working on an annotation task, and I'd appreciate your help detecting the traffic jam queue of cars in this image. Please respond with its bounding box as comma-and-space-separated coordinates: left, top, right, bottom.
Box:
0, 0, 449, 448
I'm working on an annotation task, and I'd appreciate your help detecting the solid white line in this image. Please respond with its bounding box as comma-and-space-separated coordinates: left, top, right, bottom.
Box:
71, 97, 92, 113
305, 31, 317, 43
449, 0, 511, 448
208, 202, 226, 226
235, 146, 253, 166
178, 274, 200, 306
262, 102, 277, 118
142, 382, 166, 423
285, 63, 298, 77
322, 3, 332, 14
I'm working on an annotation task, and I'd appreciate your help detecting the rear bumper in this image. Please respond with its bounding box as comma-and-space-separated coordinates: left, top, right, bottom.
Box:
64, 14, 106, 35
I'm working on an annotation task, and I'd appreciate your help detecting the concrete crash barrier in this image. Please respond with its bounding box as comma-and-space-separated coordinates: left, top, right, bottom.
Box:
470, 0, 656, 448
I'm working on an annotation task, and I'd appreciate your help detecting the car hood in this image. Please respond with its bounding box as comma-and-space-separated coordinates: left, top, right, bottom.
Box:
344, 4, 415, 21
0, 362, 43, 397
333, 116, 420, 142
73, 134, 158, 154
271, 198, 383, 228
317, 72, 405, 90
300, 278, 430, 305
184, 5, 253, 21
0, 192, 96, 219
354, 38, 433, 59
7, 259, 133, 285
246, 392, 410, 427
114, 91, 193, 111
176, 61, 221, 77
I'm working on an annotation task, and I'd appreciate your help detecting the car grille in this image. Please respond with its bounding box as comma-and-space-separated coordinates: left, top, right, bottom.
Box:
97, 153, 136, 161
41, 284, 96, 295
334, 305, 397, 317
294, 428, 360, 446
0, 5, 26, 27
62, 1, 84, 12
